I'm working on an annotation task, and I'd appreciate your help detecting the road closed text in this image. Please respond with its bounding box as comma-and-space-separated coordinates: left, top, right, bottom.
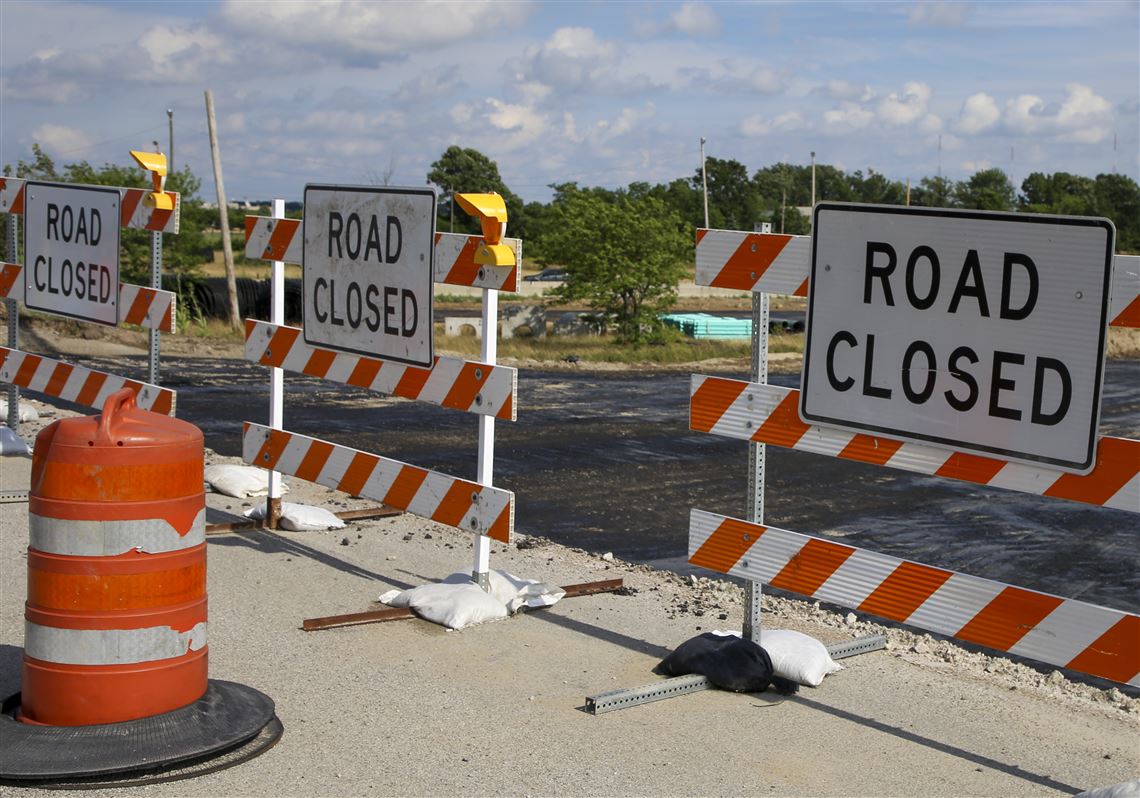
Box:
822, 242, 1070, 426
302, 186, 435, 367
23, 183, 121, 326
801, 205, 1113, 472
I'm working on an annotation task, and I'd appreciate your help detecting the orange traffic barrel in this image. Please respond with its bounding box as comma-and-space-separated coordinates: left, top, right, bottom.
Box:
22, 388, 207, 726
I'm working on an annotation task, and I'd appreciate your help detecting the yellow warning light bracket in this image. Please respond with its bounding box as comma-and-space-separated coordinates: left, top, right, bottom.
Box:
455, 192, 514, 267
129, 149, 174, 211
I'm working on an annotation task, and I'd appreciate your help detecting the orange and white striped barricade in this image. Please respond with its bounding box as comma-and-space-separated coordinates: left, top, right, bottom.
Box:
0, 166, 181, 441
683, 217, 1140, 686
241, 194, 518, 585
689, 509, 1139, 686
3, 388, 280, 785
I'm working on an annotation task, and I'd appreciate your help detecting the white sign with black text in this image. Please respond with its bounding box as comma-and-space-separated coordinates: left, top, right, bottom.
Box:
23, 182, 121, 326
801, 203, 1114, 474
302, 185, 436, 368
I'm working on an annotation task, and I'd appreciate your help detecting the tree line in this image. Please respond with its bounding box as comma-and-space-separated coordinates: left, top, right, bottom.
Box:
7, 142, 1137, 342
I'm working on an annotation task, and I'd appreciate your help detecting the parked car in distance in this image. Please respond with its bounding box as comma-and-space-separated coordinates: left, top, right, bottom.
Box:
522, 268, 567, 282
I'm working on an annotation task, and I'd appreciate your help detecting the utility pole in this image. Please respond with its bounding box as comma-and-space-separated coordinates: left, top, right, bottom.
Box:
167, 109, 174, 170
204, 89, 241, 331
700, 137, 709, 228
810, 151, 816, 208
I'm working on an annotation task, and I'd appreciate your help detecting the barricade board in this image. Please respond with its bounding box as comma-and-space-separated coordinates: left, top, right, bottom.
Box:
803, 203, 1115, 474
243, 422, 513, 542
301, 185, 435, 367
23, 182, 121, 326
0, 347, 174, 415
689, 509, 1140, 686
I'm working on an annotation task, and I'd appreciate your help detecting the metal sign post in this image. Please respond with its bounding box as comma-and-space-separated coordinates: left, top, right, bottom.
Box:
5, 213, 18, 434
743, 291, 768, 643
267, 198, 286, 529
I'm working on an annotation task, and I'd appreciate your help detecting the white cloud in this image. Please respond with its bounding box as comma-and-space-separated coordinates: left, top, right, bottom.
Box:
31, 124, 93, 156
1005, 83, 1113, 143
394, 66, 465, 105
819, 80, 874, 102
485, 98, 554, 149
961, 160, 993, 172
877, 82, 932, 125
908, 2, 972, 27
515, 27, 622, 92
679, 60, 784, 94
740, 111, 806, 137
918, 113, 943, 133
823, 103, 874, 130
137, 24, 230, 78
219, 0, 525, 67
956, 92, 1000, 134
667, 3, 721, 36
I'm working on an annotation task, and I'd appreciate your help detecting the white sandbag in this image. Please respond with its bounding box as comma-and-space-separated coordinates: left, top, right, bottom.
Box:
760, 629, 843, 687
244, 501, 345, 531
0, 400, 39, 422
379, 570, 566, 630
204, 464, 289, 498
1075, 780, 1140, 798
0, 427, 31, 457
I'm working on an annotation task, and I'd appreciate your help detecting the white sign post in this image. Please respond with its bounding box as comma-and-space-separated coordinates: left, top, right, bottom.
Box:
302, 185, 435, 368
23, 182, 121, 326
801, 203, 1114, 474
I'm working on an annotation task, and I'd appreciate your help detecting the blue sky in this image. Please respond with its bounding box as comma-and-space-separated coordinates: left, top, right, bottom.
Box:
1, 1, 1136, 205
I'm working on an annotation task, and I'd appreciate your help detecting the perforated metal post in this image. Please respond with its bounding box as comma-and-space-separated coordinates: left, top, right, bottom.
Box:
266, 199, 285, 529
5, 213, 18, 433
148, 231, 162, 386
743, 291, 770, 643
473, 286, 498, 590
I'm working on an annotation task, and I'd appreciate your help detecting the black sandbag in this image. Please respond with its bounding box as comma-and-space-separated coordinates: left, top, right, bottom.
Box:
657, 632, 799, 694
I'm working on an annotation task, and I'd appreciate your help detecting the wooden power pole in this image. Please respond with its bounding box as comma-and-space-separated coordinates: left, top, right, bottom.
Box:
204, 89, 241, 331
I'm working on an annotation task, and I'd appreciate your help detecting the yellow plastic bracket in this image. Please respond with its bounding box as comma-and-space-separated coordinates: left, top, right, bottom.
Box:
129, 150, 174, 211
454, 192, 514, 267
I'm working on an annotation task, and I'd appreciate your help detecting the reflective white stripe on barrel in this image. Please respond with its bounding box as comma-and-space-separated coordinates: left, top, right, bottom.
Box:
28, 509, 206, 555
24, 621, 208, 665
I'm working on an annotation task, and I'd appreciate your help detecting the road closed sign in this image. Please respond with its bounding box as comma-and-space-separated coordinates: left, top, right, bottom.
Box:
302, 185, 436, 368
24, 182, 121, 326
801, 203, 1115, 474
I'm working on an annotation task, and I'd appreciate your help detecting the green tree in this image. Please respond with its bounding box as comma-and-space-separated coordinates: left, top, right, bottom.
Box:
910, 176, 956, 208
847, 168, 907, 205
1019, 171, 1098, 215
5, 145, 210, 285
1093, 173, 1140, 252
954, 168, 1016, 211
540, 187, 691, 342
427, 146, 524, 237
692, 157, 763, 230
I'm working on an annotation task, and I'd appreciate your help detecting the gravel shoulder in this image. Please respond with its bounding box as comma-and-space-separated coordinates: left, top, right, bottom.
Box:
1, 398, 1137, 796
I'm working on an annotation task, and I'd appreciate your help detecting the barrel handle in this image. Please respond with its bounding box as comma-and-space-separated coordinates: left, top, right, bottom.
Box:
95, 388, 137, 446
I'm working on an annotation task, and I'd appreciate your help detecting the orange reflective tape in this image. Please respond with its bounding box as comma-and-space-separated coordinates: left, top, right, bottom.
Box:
954, 586, 1064, 651
695, 229, 708, 245
27, 547, 206, 612
262, 325, 301, 368
1112, 295, 1140, 328
124, 288, 154, 326
755, 392, 811, 449
1044, 437, 1139, 506
444, 236, 482, 285
858, 561, 953, 623
936, 451, 1006, 484
304, 347, 336, 379
44, 362, 74, 398
265, 218, 300, 261
442, 361, 490, 411
35, 459, 203, 501
148, 207, 174, 232
383, 466, 428, 510
119, 190, 143, 228
689, 377, 745, 433
25, 595, 207, 632
394, 363, 432, 398
1065, 615, 1140, 685
793, 278, 809, 297
0, 264, 19, 296
768, 537, 855, 596
244, 216, 257, 244
294, 440, 334, 483
689, 517, 761, 575
497, 393, 514, 421
74, 372, 109, 407
715, 233, 792, 290
347, 357, 383, 389
839, 434, 903, 466
14, 352, 42, 387
434, 481, 475, 528
252, 426, 290, 469
338, 451, 378, 497
487, 504, 512, 543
